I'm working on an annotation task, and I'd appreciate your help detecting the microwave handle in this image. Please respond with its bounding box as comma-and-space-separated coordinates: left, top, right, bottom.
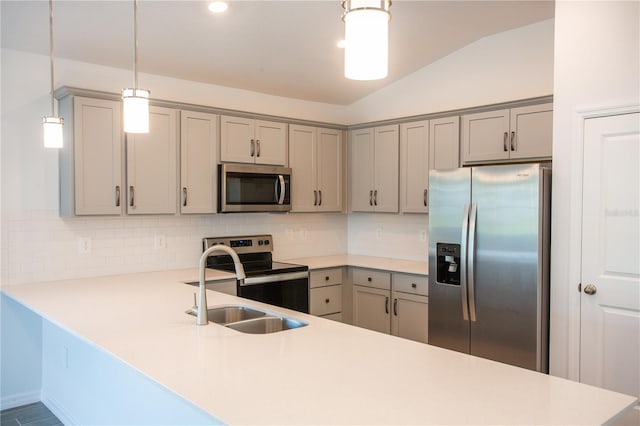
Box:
276, 175, 286, 204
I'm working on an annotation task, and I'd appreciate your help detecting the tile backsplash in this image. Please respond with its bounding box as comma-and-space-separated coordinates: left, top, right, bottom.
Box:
3, 210, 348, 285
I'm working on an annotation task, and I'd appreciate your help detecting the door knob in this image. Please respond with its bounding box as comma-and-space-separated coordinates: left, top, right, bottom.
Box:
584, 284, 597, 295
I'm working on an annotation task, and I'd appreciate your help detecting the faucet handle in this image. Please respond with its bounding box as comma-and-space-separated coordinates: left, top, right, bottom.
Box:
185, 292, 198, 315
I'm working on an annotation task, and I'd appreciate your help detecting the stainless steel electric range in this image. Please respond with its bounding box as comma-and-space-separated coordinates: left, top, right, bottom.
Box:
202, 235, 309, 314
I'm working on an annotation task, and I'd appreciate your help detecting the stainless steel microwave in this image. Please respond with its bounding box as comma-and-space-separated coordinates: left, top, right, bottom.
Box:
218, 163, 292, 213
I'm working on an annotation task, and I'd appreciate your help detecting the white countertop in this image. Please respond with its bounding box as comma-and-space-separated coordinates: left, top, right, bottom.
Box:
281, 254, 428, 275
2, 269, 636, 425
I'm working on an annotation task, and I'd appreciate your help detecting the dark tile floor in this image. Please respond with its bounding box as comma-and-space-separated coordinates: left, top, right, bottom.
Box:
0, 402, 63, 426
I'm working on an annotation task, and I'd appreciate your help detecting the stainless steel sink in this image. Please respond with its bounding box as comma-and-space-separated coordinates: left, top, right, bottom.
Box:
186, 305, 265, 325
225, 316, 308, 334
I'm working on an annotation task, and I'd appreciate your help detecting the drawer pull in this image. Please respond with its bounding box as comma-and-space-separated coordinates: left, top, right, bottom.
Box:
325, 298, 330, 304
325, 276, 330, 281
411, 283, 417, 289
367, 277, 372, 282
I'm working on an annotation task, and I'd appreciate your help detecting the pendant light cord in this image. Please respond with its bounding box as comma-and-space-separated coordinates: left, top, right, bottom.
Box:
49, 0, 55, 116
133, 0, 138, 89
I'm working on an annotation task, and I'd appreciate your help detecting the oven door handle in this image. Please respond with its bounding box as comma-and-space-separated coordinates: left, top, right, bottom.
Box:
240, 271, 308, 286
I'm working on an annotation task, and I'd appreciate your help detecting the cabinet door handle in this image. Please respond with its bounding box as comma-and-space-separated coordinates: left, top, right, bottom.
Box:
115, 185, 121, 207
374, 190, 378, 206
183, 187, 188, 207
385, 296, 389, 314
256, 140, 261, 157
129, 186, 135, 207
318, 190, 322, 206
393, 298, 398, 316
313, 190, 318, 206
510, 131, 516, 151
423, 189, 428, 207
250, 139, 255, 157
369, 190, 373, 206
503, 132, 508, 152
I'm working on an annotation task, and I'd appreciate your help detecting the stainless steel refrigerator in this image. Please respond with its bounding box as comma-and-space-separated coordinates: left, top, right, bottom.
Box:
428, 163, 551, 373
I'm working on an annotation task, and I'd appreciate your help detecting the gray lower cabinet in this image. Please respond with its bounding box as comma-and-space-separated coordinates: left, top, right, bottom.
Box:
352, 268, 428, 343
309, 267, 344, 322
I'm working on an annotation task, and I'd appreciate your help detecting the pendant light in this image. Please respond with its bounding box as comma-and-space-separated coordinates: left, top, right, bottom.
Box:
342, 0, 392, 81
122, 0, 149, 133
43, 0, 63, 148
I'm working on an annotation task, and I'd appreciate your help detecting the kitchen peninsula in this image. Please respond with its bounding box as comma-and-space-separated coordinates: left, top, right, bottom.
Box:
1, 268, 636, 425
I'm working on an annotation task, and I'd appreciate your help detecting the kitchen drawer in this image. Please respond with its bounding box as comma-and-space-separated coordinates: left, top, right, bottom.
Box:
310, 267, 343, 288
352, 268, 391, 290
310, 285, 342, 316
393, 273, 428, 296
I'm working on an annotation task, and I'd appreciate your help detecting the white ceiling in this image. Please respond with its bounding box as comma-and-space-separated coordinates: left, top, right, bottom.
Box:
1, 1, 554, 105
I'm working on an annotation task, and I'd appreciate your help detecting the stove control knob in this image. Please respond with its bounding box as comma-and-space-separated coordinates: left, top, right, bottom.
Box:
258, 240, 264, 246
264, 239, 270, 245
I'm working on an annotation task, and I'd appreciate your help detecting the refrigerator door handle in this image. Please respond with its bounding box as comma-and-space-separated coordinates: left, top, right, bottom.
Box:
468, 203, 478, 322
460, 203, 471, 321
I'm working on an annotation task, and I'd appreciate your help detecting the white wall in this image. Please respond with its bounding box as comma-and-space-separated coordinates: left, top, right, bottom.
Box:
348, 213, 428, 262
346, 19, 554, 124
549, 1, 640, 380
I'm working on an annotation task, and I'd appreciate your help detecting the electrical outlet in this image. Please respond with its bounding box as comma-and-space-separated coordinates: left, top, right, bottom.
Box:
78, 237, 91, 254
376, 227, 383, 241
154, 234, 166, 250
420, 229, 427, 242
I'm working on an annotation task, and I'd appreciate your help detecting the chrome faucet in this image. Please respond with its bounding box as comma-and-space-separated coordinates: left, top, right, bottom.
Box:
195, 244, 246, 326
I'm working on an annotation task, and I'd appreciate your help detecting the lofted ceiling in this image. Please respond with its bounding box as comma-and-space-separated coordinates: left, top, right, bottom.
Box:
1, 1, 554, 105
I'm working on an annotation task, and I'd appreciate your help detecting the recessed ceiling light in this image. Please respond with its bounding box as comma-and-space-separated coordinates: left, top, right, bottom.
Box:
337, 40, 346, 49
208, 1, 228, 14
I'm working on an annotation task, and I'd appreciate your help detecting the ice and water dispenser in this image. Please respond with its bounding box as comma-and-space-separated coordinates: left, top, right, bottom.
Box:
436, 243, 461, 285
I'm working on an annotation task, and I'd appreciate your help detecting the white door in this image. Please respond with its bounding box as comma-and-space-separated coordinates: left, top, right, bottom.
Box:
580, 112, 640, 401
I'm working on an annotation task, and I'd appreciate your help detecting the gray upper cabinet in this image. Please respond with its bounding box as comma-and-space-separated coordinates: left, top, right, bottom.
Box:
289, 125, 342, 212
429, 116, 460, 170
126, 106, 179, 215
400, 120, 430, 214
400, 116, 459, 214
350, 125, 399, 213
180, 111, 218, 214
59, 96, 124, 216
461, 103, 552, 165
220, 115, 287, 166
